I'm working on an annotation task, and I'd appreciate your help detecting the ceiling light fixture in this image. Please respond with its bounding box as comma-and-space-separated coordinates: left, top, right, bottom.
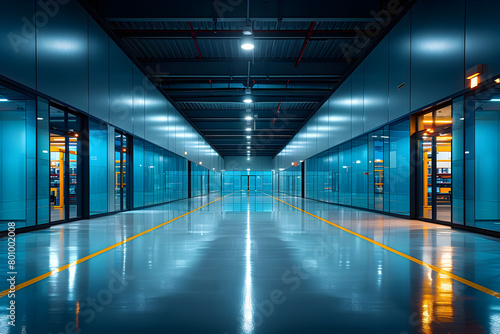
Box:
243, 98, 253, 104
0, 98, 8, 102
245, 116, 253, 120
246, 127, 252, 131
241, 24, 254, 50
246, 136, 251, 139
241, 37, 255, 50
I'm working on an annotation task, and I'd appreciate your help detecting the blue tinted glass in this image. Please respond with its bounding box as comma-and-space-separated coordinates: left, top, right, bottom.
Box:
389, 118, 410, 215
89, 120, 108, 215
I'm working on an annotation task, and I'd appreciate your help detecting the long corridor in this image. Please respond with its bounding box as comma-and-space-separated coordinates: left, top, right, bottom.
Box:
1, 192, 500, 334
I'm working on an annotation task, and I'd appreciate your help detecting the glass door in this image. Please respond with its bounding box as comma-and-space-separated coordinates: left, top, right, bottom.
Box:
50, 132, 80, 222
50, 133, 66, 222
241, 176, 249, 192
249, 176, 256, 191
115, 132, 129, 211
417, 106, 452, 222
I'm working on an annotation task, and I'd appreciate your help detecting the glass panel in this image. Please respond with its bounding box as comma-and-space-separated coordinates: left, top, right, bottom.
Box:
419, 134, 433, 219
249, 176, 256, 191
389, 118, 411, 216
68, 136, 79, 219
452, 97, 465, 225
352, 136, 368, 208
418, 111, 434, 131
0, 98, 28, 228
339, 142, 352, 206
370, 130, 385, 211
436, 129, 452, 222
241, 176, 249, 191
37, 98, 50, 226
144, 143, 154, 206
133, 138, 144, 208
474, 92, 500, 231
49, 106, 65, 131
331, 147, 339, 204
50, 134, 66, 222
122, 136, 128, 210
89, 120, 108, 215
114, 148, 122, 210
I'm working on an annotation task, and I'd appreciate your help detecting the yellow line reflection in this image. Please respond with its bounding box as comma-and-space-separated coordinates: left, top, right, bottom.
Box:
265, 193, 500, 300
0, 193, 233, 298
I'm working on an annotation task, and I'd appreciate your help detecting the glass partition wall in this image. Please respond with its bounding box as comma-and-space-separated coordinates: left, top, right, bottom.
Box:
283, 118, 410, 217
223, 171, 273, 193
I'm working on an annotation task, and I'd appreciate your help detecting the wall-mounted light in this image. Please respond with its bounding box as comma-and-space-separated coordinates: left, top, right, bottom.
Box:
495, 78, 500, 84
0, 98, 9, 102
466, 64, 483, 89
246, 136, 251, 139
184, 151, 188, 155
247, 146, 250, 149
470, 76, 479, 89
247, 169, 251, 171
199, 161, 202, 165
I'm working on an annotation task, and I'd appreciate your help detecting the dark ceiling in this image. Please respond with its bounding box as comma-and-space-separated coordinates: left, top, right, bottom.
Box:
81, 0, 411, 157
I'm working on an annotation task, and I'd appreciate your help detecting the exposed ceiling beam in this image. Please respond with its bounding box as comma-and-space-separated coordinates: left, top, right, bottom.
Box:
173, 97, 321, 103
96, 0, 382, 20
106, 18, 378, 22
115, 29, 373, 39
164, 88, 331, 98
138, 58, 355, 63
142, 60, 349, 78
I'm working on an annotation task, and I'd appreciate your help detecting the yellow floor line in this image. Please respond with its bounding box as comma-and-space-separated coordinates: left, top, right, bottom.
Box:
265, 193, 500, 300
0, 193, 233, 298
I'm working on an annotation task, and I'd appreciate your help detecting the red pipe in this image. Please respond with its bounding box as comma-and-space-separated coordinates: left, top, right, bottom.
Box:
295, 22, 316, 68
189, 22, 202, 59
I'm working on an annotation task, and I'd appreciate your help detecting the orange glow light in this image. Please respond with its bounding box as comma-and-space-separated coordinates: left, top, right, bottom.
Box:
471, 76, 479, 89
466, 72, 480, 80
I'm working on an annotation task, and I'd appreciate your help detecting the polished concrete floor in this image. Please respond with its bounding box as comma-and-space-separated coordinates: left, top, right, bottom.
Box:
1, 192, 500, 334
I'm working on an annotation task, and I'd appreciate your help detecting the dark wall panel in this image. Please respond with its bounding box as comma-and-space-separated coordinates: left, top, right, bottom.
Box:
364, 37, 389, 132
410, 0, 465, 111
0, 0, 36, 89
88, 19, 109, 122
109, 41, 133, 133
465, 0, 500, 81
144, 88, 168, 149
329, 78, 352, 148
133, 67, 145, 137
389, 14, 411, 120
351, 66, 364, 137
36, 0, 89, 111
